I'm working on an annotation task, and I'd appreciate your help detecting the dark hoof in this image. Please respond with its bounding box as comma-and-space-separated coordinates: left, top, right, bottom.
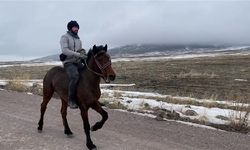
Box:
37, 126, 43, 132
66, 134, 74, 138
87, 143, 97, 150
37, 129, 42, 133
64, 130, 73, 136
69, 105, 78, 109
91, 122, 102, 131
68, 101, 79, 109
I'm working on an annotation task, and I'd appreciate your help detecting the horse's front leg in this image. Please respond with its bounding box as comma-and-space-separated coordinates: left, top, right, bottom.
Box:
91, 102, 108, 131
80, 109, 97, 150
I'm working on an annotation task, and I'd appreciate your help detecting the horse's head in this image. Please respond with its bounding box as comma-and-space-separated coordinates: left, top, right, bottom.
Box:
87, 44, 116, 83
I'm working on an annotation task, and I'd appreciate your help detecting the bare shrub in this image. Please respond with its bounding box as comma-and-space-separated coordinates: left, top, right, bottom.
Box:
198, 116, 209, 125
5, 80, 29, 92
143, 103, 150, 109
4, 71, 31, 92
106, 101, 127, 110
29, 82, 43, 96
113, 90, 122, 98
229, 109, 249, 132
100, 92, 110, 99
226, 95, 250, 132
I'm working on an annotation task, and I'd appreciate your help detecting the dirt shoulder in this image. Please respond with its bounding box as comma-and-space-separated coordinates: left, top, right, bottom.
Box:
0, 90, 250, 150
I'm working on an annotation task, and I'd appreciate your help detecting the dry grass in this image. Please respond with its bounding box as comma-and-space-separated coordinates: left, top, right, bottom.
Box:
228, 100, 250, 132
0, 66, 53, 80
105, 101, 127, 110
29, 83, 43, 96
5, 80, 29, 92
113, 90, 123, 98
1, 55, 250, 102
5, 72, 31, 92
112, 55, 250, 103
229, 111, 249, 132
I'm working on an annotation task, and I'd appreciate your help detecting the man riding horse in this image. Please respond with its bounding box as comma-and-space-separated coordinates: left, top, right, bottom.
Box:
38, 20, 116, 150
60, 20, 87, 109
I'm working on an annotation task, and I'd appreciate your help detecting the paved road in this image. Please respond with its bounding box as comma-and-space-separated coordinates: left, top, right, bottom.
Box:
0, 90, 249, 150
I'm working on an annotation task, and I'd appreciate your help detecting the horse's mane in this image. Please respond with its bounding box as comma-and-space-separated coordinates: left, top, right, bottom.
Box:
86, 49, 93, 63
86, 45, 106, 63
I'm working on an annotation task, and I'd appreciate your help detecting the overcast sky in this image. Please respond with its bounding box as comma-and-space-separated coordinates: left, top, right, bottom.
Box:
0, 0, 250, 61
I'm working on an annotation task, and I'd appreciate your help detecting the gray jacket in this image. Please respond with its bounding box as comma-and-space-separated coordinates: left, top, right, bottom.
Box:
60, 31, 83, 64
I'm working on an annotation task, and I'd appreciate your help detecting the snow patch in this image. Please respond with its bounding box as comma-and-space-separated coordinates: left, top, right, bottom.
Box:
0, 61, 62, 68
235, 79, 248, 82
112, 52, 250, 62
101, 89, 250, 127
101, 89, 250, 108
0, 80, 43, 87
100, 84, 135, 88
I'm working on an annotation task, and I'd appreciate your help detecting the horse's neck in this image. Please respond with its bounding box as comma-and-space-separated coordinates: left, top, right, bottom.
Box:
80, 62, 101, 87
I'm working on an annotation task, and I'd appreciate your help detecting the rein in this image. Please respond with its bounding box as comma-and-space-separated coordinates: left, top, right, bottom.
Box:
84, 59, 104, 77
83, 51, 111, 77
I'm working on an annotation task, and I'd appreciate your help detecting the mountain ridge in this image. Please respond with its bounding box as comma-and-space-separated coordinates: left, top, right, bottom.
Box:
31, 44, 250, 62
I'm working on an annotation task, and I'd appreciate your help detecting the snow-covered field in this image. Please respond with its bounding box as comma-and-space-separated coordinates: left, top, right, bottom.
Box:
101, 89, 250, 126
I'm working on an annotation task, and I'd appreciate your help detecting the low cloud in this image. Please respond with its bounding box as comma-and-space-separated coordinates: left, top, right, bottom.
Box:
0, 1, 250, 60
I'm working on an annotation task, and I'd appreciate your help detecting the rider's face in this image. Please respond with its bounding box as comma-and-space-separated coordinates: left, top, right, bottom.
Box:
71, 26, 79, 34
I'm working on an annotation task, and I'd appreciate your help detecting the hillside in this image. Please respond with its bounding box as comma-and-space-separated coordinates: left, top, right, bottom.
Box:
31, 44, 250, 62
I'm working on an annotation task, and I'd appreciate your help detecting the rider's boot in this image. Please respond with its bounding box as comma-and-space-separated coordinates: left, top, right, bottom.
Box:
68, 79, 79, 109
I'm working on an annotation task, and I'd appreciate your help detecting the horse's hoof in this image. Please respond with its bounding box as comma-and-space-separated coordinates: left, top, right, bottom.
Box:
91, 122, 102, 132
87, 143, 97, 150
37, 129, 42, 133
66, 134, 74, 138
64, 130, 74, 137
37, 127, 43, 133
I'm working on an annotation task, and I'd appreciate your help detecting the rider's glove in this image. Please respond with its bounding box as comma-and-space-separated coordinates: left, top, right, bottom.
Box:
79, 53, 87, 60
77, 49, 87, 60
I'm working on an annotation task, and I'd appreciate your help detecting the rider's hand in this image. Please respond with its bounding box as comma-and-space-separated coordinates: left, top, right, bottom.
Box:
79, 53, 87, 60
77, 49, 86, 54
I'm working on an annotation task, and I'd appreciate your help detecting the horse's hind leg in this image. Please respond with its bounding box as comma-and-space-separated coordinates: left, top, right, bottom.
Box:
91, 102, 108, 131
60, 98, 73, 136
37, 86, 54, 132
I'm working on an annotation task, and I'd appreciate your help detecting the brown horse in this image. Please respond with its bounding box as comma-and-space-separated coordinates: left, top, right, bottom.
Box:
37, 45, 116, 150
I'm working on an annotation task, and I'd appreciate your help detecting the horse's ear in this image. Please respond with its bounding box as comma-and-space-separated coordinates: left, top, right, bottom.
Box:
104, 44, 108, 52
93, 45, 97, 50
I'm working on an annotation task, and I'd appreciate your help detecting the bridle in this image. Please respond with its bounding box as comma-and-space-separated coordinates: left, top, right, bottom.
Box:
84, 50, 112, 77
